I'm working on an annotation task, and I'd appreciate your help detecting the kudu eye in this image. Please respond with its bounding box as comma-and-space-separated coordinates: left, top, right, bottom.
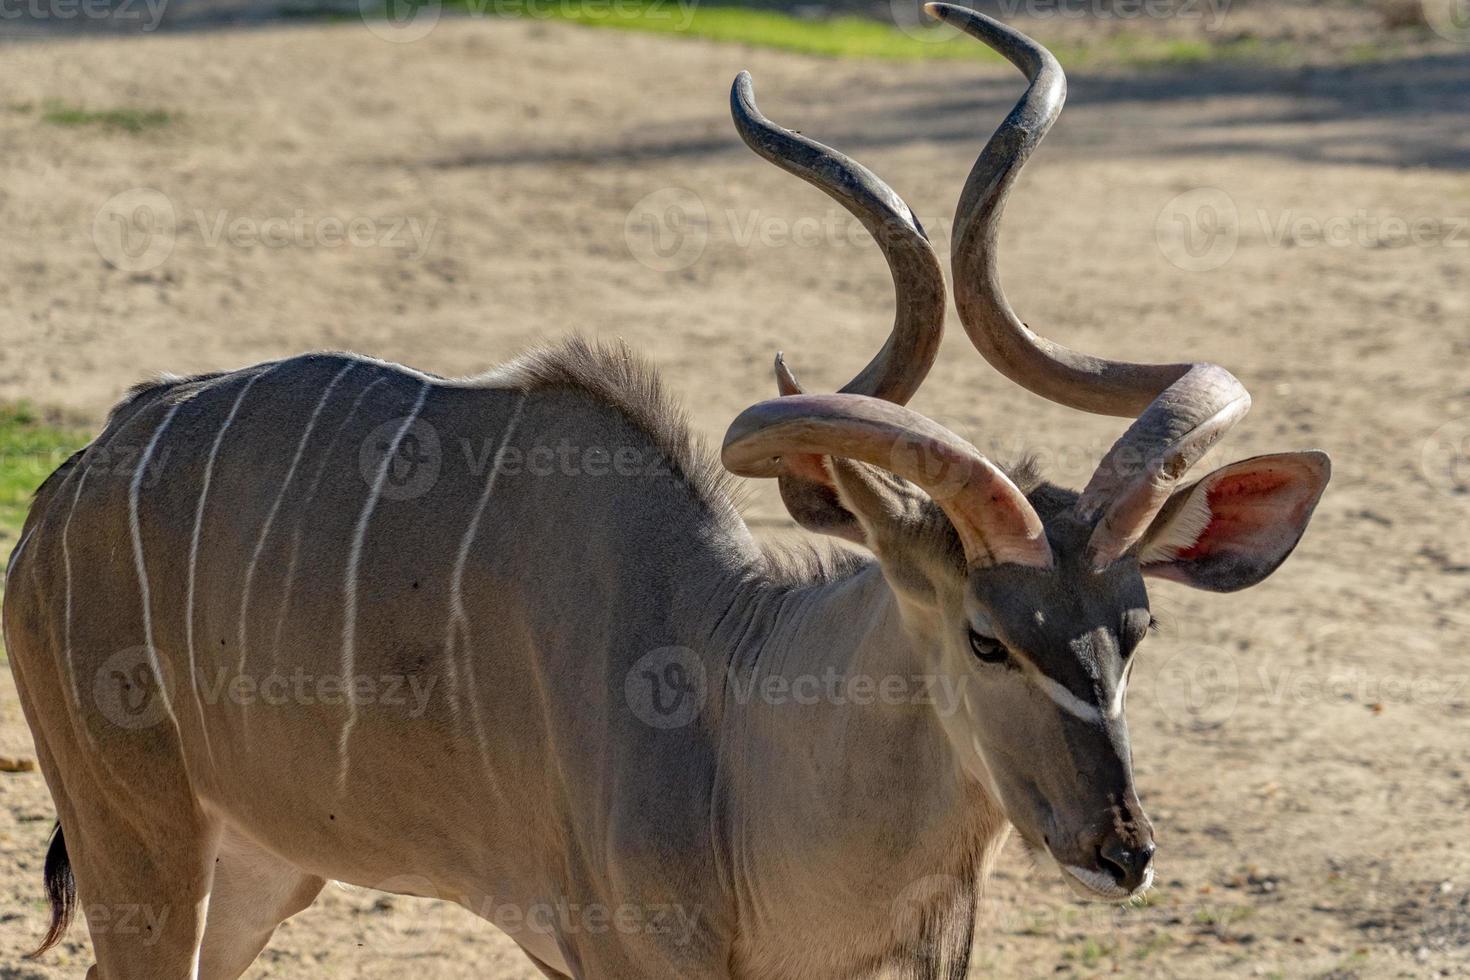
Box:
968, 629, 1009, 665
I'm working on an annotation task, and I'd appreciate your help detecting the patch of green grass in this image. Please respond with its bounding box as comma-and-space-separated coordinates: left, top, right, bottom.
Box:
569, 7, 990, 60
425, 0, 1300, 67
456, 0, 1001, 60
1062, 936, 1117, 968
1346, 36, 1409, 63
40, 102, 173, 134
0, 404, 90, 545
1131, 931, 1174, 960
1072, 32, 1304, 68
0, 404, 88, 662
1191, 903, 1257, 930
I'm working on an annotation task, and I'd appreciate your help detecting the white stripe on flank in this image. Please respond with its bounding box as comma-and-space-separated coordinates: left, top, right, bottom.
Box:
6, 525, 36, 582
237, 361, 357, 679
61, 464, 92, 714
339, 381, 431, 792
270, 372, 389, 664
130, 399, 186, 730
444, 395, 525, 775
185, 369, 270, 766
448, 395, 526, 634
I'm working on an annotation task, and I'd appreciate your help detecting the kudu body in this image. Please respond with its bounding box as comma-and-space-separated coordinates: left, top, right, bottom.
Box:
7, 8, 1329, 979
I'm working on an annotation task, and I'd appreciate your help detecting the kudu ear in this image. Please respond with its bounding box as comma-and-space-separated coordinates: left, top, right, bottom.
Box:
1135, 452, 1330, 592
824, 457, 926, 547
776, 453, 869, 547
822, 457, 1046, 585
822, 458, 957, 591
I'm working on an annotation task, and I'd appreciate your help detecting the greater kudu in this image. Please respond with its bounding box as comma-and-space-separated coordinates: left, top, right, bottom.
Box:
7, 6, 1329, 978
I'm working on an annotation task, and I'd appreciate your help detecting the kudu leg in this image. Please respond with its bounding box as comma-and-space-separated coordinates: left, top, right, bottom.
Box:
63, 799, 218, 980
196, 824, 326, 980
14, 645, 220, 979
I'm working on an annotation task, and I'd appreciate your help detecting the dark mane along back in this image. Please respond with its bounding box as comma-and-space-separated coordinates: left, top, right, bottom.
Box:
497, 337, 870, 587
499, 336, 741, 516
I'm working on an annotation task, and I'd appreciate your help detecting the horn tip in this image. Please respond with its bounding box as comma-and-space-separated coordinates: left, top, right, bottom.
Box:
731, 71, 761, 127
923, 2, 970, 25
774, 352, 804, 396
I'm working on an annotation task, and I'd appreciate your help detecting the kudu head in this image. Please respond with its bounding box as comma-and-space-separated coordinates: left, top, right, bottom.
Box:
721, 4, 1330, 901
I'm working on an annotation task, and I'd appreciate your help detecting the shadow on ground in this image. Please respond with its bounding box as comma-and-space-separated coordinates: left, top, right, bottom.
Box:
418, 50, 1470, 172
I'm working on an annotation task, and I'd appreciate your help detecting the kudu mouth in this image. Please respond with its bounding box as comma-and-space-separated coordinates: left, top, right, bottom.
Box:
1058, 858, 1155, 903
1031, 798, 1157, 903
1002, 759, 1156, 903
1014, 827, 1155, 902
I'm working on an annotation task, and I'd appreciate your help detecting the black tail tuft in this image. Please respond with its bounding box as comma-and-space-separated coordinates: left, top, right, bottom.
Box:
28, 822, 75, 958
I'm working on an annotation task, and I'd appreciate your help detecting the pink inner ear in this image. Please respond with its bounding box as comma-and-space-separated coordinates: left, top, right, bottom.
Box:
1178, 467, 1308, 560
785, 452, 835, 488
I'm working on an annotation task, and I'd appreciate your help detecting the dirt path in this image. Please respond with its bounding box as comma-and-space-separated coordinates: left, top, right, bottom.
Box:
0, 17, 1467, 979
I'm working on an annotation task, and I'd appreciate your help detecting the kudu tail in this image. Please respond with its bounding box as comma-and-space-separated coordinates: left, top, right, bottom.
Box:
28, 822, 76, 958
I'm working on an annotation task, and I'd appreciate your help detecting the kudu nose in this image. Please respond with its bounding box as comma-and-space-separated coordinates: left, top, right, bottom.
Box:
1097, 836, 1156, 893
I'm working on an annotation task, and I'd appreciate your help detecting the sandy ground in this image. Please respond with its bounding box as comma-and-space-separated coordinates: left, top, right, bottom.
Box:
1, 13, 1468, 979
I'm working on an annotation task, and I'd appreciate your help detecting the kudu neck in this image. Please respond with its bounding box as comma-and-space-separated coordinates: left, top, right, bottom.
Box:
673, 541, 1007, 922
